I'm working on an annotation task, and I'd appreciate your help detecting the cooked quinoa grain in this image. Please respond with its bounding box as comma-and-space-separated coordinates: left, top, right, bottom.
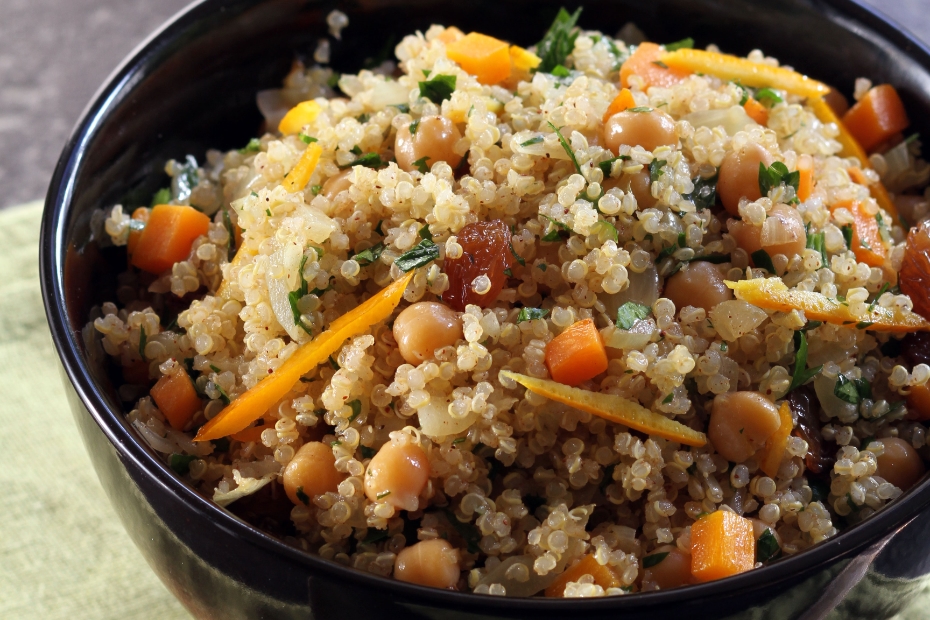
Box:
87, 9, 930, 597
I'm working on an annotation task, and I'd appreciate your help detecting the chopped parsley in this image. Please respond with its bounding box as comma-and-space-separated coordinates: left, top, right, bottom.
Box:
214, 383, 231, 405
551, 64, 571, 78
376, 490, 391, 500
547, 121, 582, 174
541, 214, 571, 242
642, 552, 670, 568
394, 239, 440, 272
390, 103, 410, 113
298, 133, 317, 144
310, 184, 322, 195
287, 254, 312, 335
150, 187, 171, 207
805, 231, 828, 268
338, 152, 389, 170
517, 308, 550, 323
841, 224, 854, 249
418, 74, 456, 104
411, 156, 431, 174
347, 399, 362, 423
755, 88, 783, 106
138, 327, 147, 358
751, 249, 776, 274
629, 106, 654, 113
409, 119, 421, 136
591, 220, 619, 243
452, 437, 467, 444
535, 7, 582, 74
651, 60, 669, 69
357, 113, 370, 123
834, 374, 872, 405
684, 172, 718, 210
520, 136, 544, 147
296, 486, 310, 505
661, 393, 674, 404
649, 158, 667, 183
758, 161, 800, 198
419, 224, 433, 241
756, 529, 782, 562
223, 207, 236, 260
209, 364, 221, 373
359, 446, 376, 459
329, 355, 340, 370
664, 37, 694, 52
598, 156, 622, 177
509, 240, 525, 265
787, 330, 823, 393
168, 453, 197, 475
239, 138, 261, 154
616, 301, 652, 330
869, 283, 890, 313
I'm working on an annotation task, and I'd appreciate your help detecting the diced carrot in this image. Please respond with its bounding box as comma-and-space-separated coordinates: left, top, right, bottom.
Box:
445, 32, 512, 85
907, 383, 930, 421
603, 88, 637, 123
195, 272, 414, 441
660, 48, 829, 98
278, 100, 322, 136
126, 207, 150, 256
621, 42, 691, 89
690, 511, 755, 582
759, 402, 793, 478
545, 318, 608, 386
509, 45, 541, 74
726, 278, 930, 332
743, 97, 769, 126
797, 154, 813, 202
500, 370, 708, 447
283, 142, 323, 192
151, 368, 202, 431
230, 421, 275, 443
436, 26, 465, 45
545, 554, 620, 597
829, 199, 886, 267
131, 205, 210, 274
842, 84, 910, 153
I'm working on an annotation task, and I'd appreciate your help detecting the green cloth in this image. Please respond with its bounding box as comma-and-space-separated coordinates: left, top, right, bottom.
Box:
0, 201, 191, 619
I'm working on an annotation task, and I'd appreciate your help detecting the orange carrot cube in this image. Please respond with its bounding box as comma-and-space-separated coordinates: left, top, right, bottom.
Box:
131, 204, 210, 274
691, 511, 755, 582
545, 554, 620, 597
446, 32, 512, 85
545, 318, 608, 387
150, 368, 202, 431
842, 84, 909, 153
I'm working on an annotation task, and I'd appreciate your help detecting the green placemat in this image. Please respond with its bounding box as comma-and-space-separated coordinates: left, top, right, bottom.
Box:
0, 201, 191, 620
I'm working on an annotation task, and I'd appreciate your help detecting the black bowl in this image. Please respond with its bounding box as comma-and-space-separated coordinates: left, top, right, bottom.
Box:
40, 0, 930, 618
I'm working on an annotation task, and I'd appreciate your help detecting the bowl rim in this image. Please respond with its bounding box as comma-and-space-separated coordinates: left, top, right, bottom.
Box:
39, 0, 930, 611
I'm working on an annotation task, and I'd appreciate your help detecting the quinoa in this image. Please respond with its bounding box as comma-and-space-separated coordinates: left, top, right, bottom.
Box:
86, 11, 930, 598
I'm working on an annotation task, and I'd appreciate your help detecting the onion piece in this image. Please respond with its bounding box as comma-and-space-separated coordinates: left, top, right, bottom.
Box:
267, 238, 309, 342
602, 318, 658, 351
709, 300, 768, 341
601, 264, 660, 320
416, 386, 477, 439
476, 555, 561, 597
684, 105, 758, 136
213, 470, 273, 507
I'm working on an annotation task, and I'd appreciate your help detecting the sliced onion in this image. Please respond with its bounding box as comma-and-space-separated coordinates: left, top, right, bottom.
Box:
213, 470, 273, 507
813, 374, 858, 421
602, 318, 658, 351
601, 264, 660, 320
256, 89, 290, 130
364, 79, 410, 110
267, 238, 308, 342
476, 555, 561, 597
416, 387, 477, 439
132, 419, 178, 454
684, 105, 758, 136
709, 300, 768, 341
761, 210, 799, 246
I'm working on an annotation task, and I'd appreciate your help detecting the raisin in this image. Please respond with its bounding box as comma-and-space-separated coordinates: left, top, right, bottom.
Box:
901, 332, 930, 367
789, 386, 835, 475
899, 220, 930, 320
443, 220, 513, 311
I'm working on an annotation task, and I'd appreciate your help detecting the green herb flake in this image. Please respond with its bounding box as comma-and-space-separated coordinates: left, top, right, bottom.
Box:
348, 399, 362, 423
360, 446, 377, 459
169, 453, 197, 476
150, 187, 171, 207
239, 138, 262, 154
806, 231, 828, 268
592, 220, 619, 243
452, 437, 467, 445
214, 383, 231, 405
616, 301, 652, 330
517, 308, 550, 323
629, 106, 654, 113
759, 161, 800, 197
138, 327, 147, 359
751, 249, 776, 274
362, 528, 389, 544
339, 152, 389, 170
327, 73, 341, 88
598, 157, 621, 177
503, 268, 513, 277
329, 355, 340, 370
418, 74, 457, 104
418, 224, 433, 241
720, 342, 728, 352
394, 239, 440, 272
535, 7, 582, 74
788, 330, 823, 393
222, 207, 237, 260
310, 184, 322, 195
841, 224, 854, 249
411, 156, 431, 174
538, 263, 548, 272
649, 158, 667, 183
755, 88, 784, 106
298, 133, 318, 144
869, 283, 890, 313
642, 552, 670, 568
664, 37, 694, 52
661, 393, 674, 404
209, 364, 221, 373
856, 321, 874, 330
265, 208, 273, 217
684, 172, 718, 210
296, 486, 310, 505
357, 113, 370, 123
376, 490, 391, 500
409, 119, 421, 136
905, 132, 920, 145
547, 121, 582, 175
541, 214, 571, 242
551, 64, 571, 78
834, 374, 860, 405
756, 529, 782, 562
509, 240, 526, 266
520, 136, 544, 147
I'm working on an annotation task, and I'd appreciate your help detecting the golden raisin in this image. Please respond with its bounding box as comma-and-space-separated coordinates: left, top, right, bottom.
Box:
443, 220, 513, 311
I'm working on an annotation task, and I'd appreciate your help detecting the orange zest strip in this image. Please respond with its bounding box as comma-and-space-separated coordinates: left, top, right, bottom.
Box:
194, 272, 414, 441
622, 42, 691, 89
545, 554, 620, 597
500, 370, 708, 447
742, 97, 769, 126
283, 142, 323, 193
660, 48, 830, 98
797, 154, 813, 202
603, 88, 637, 123
278, 100, 322, 136
829, 199, 887, 267
759, 402, 793, 478
726, 277, 930, 332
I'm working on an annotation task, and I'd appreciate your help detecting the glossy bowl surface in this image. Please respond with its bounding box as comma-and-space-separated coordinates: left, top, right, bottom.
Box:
40, 1, 930, 618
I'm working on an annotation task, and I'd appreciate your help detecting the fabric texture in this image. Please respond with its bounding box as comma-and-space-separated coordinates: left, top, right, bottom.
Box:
0, 201, 190, 619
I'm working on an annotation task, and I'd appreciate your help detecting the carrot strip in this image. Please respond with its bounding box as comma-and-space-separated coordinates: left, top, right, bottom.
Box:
151, 368, 202, 431
691, 511, 755, 582
660, 48, 829, 98
131, 205, 210, 274
545, 554, 620, 597
126, 206, 150, 256
621, 42, 691, 89
842, 84, 910, 153
726, 277, 930, 332
742, 97, 769, 126
500, 370, 708, 447
759, 402, 793, 478
603, 88, 637, 123
830, 199, 886, 267
545, 318, 608, 386
446, 32, 512, 85
278, 100, 322, 136
194, 272, 413, 441
797, 154, 813, 202
283, 142, 323, 192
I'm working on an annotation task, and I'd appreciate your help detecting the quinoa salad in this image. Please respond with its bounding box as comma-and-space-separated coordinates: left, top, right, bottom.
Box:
86, 7, 930, 597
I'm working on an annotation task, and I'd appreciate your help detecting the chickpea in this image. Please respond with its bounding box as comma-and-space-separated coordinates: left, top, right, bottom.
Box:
718, 144, 774, 216
322, 170, 352, 200
393, 302, 463, 365
394, 539, 461, 589
709, 391, 781, 463
364, 436, 431, 510
728, 204, 806, 264
395, 115, 463, 172
282, 441, 346, 506
663, 260, 733, 313
876, 437, 926, 490
603, 169, 656, 209
642, 545, 694, 590
603, 109, 677, 154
